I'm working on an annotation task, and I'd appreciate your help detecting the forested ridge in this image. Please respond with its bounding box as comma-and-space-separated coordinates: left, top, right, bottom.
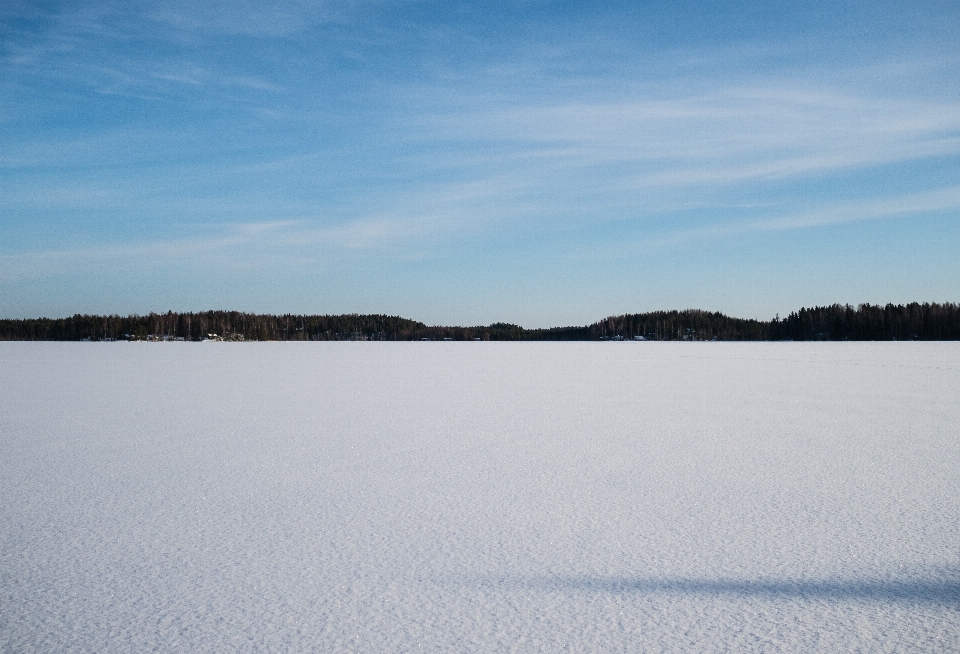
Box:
1, 303, 958, 341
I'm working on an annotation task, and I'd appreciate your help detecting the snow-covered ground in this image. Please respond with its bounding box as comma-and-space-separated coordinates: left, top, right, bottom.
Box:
2, 342, 958, 652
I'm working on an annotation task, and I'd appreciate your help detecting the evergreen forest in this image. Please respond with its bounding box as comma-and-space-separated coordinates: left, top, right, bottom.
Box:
1, 303, 958, 341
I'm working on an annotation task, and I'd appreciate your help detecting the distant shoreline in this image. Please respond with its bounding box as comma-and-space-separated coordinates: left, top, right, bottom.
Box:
1, 303, 958, 341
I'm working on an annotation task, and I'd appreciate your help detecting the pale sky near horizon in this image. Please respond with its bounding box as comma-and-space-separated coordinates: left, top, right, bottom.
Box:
2, 1, 959, 327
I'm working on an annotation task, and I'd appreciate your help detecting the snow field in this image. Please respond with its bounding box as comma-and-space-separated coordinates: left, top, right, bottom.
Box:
1, 342, 959, 651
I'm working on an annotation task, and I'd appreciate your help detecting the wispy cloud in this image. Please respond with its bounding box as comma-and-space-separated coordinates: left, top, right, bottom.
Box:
622, 185, 960, 253
419, 88, 960, 190
0, 173, 534, 284
754, 185, 960, 232
145, 0, 343, 38
0, 221, 299, 284
1, 1, 303, 108
8, 177, 956, 285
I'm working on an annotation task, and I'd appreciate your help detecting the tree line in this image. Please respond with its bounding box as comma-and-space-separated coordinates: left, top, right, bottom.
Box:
768, 302, 960, 341
0, 303, 957, 341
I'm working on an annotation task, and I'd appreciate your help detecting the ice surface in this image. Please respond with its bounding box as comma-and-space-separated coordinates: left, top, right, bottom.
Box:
1, 342, 959, 652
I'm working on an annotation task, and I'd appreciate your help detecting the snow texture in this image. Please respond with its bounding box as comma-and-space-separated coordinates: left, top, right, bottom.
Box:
1, 342, 959, 652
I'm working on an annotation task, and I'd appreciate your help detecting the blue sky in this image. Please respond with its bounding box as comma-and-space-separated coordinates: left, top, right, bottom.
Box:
2, 1, 959, 326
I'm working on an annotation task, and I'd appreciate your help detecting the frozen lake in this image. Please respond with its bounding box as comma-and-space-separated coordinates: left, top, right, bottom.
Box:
2, 342, 959, 652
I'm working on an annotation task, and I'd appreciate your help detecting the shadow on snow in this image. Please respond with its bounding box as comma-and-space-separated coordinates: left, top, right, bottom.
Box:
503, 575, 960, 606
